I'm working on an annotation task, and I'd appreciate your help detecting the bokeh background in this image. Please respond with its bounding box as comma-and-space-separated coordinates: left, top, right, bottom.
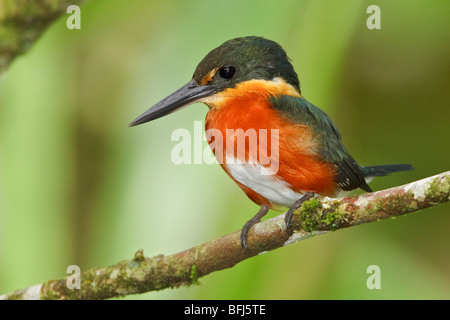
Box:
0, 0, 449, 299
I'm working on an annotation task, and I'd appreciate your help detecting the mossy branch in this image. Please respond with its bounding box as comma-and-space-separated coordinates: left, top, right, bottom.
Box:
1, 171, 449, 300
0, 0, 86, 73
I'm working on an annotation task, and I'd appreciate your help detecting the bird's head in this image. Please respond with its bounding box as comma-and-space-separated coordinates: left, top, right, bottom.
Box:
129, 36, 300, 126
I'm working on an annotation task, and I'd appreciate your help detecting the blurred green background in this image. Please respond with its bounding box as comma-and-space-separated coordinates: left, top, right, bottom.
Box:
0, 0, 449, 299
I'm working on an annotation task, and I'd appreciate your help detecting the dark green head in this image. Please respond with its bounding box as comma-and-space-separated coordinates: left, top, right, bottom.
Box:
193, 36, 300, 91
130, 36, 300, 126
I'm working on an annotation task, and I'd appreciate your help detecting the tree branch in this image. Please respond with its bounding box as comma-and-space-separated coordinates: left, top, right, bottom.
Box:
0, 0, 86, 73
1, 171, 449, 300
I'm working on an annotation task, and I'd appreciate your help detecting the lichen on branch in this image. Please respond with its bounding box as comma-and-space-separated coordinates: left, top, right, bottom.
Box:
0, 0, 85, 73
1, 171, 448, 300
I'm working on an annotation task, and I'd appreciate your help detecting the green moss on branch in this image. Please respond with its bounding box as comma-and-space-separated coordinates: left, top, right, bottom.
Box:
1, 171, 448, 300
0, 0, 85, 72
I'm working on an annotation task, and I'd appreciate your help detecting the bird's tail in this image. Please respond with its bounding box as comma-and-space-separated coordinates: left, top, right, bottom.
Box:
360, 164, 414, 177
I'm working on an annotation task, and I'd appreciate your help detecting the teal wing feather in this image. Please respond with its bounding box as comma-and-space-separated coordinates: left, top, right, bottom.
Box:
269, 95, 371, 192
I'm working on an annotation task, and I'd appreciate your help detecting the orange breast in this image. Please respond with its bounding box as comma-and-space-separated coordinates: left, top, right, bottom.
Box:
203, 80, 338, 208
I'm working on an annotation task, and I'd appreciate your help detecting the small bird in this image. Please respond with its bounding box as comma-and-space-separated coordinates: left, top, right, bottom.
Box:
130, 36, 413, 249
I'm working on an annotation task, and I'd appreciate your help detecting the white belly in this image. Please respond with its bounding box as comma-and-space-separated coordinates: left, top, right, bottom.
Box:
225, 157, 305, 207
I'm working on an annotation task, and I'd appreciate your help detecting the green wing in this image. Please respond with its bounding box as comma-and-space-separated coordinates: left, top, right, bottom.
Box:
269, 95, 371, 192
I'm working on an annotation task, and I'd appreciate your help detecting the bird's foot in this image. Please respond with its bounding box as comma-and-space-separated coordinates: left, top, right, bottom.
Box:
284, 192, 315, 233
240, 205, 269, 250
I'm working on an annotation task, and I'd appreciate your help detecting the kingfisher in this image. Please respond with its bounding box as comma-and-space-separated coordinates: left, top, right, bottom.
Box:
130, 36, 413, 249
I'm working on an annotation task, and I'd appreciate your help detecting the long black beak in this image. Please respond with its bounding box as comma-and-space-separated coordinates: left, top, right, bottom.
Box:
129, 79, 219, 127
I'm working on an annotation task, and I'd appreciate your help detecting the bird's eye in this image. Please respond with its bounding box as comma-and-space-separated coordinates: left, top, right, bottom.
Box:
218, 65, 236, 79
